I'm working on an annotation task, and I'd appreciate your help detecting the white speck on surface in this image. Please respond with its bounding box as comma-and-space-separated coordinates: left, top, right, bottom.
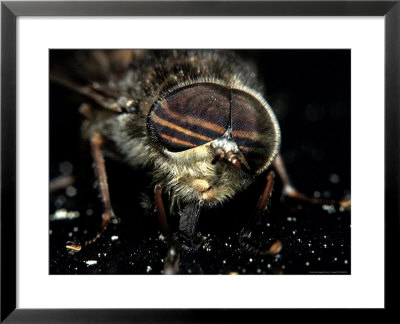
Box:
322, 204, 336, 214
111, 235, 119, 241
50, 209, 80, 221
85, 260, 97, 266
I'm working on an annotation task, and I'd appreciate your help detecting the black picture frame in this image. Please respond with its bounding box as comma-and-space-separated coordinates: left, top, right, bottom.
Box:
1, 0, 399, 322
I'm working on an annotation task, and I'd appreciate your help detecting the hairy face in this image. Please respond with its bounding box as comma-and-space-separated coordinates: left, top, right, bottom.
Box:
147, 140, 255, 208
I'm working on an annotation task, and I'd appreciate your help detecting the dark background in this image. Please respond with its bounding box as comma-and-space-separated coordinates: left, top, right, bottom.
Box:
50, 50, 350, 274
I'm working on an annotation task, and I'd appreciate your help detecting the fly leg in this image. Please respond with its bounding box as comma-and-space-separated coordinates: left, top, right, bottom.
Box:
66, 131, 118, 251
239, 171, 280, 255
154, 184, 169, 236
239, 171, 281, 255
273, 154, 351, 209
241, 170, 275, 240
90, 132, 119, 232
84, 132, 118, 245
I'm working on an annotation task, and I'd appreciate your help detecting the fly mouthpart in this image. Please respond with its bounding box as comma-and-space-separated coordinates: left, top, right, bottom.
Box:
225, 151, 242, 169
211, 146, 242, 169
212, 148, 225, 164
210, 134, 249, 170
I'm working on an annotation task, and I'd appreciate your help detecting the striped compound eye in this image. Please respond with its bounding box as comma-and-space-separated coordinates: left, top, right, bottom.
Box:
147, 83, 280, 175
230, 89, 280, 174
147, 83, 231, 152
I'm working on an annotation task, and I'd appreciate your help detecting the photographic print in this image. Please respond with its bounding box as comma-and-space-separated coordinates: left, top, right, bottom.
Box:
49, 49, 351, 275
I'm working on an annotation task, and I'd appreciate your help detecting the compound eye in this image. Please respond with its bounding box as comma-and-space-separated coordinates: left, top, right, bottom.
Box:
147, 83, 231, 152
231, 89, 280, 174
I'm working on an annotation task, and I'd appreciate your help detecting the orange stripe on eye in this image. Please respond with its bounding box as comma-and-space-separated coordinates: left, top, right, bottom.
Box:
160, 100, 226, 134
152, 113, 213, 142
233, 130, 270, 143
159, 133, 197, 148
